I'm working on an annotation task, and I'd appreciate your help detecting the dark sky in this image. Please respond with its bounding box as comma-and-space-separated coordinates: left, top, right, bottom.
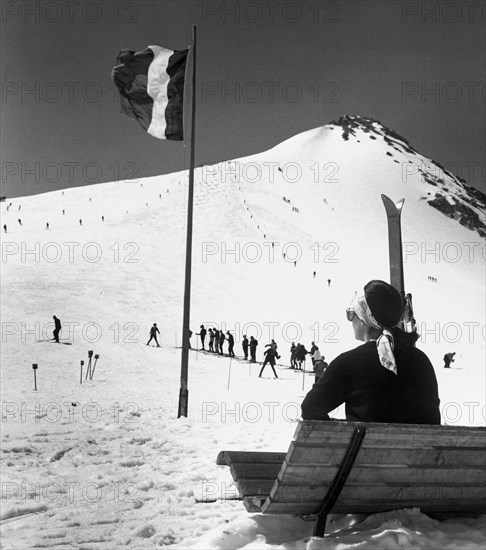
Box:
1, 0, 485, 198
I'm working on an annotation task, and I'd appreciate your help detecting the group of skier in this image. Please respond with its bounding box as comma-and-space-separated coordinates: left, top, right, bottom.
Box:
197, 325, 236, 357
289, 341, 328, 382
196, 325, 261, 362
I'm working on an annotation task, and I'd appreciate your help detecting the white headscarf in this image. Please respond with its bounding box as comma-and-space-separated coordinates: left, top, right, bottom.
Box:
351, 292, 398, 375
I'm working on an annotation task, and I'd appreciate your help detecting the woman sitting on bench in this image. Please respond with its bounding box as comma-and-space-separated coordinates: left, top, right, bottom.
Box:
301, 280, 441, 425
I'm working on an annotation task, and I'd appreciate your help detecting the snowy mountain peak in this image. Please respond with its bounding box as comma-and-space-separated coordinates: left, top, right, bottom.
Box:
319, 115, 485, 238
329, 114, 415, 152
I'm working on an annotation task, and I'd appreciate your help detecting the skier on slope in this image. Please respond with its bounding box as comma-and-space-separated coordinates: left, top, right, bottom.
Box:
443, 352, 455, 369
259, 346, 280, 379
313, 352, 328, 384
196, 325, 207, 350
147, 323, 160, 347
309, 341, 318, 365
53, 316, 62, 343
226, 331, 235, 357
249, 336, 258, 363
290, 342, 297, 368
212, 329, 219, 352
208, 328, 215, 352
218, 330, 225, 354
294, 343, 309, 370
242, 335, 249, 359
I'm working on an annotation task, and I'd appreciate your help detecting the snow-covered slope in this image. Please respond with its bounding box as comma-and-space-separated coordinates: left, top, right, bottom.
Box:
1, 116, 485, 548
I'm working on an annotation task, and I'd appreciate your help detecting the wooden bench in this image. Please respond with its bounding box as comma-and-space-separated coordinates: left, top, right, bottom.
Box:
217, 420, 486, 537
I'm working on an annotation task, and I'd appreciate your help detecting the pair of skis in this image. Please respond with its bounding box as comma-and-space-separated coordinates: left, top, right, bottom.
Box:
381, 195, 415, 331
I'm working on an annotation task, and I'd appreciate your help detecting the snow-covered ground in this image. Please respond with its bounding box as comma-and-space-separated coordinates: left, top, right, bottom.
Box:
1, 119, 485, 548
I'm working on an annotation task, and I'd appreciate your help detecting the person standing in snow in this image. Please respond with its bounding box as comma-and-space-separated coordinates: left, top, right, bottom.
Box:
147, 323, 160, 347
196, 325, 207, 350
208, 328, 215, 352
53, 315, 61, 342
219, 330, 225, 354
249, 336, 258, 363
290, 342, 297, 368
226, 331, 235, 357
294, 343, 309, 370
313, 353, 328, 383
309, 341, 318, 365
259, 346, 280, 379
242, 335, 249, 359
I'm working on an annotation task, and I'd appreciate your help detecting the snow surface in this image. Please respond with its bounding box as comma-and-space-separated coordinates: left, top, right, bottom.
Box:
1, 119, 485, 549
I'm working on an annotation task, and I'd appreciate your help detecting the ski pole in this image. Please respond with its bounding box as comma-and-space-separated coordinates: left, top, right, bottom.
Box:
227, 358, 232, 390
90, 354, 99, 380
85, 350, 93, 380
301, 359, 306, 391
80, 360, 84, 384
32, 364, 38, 391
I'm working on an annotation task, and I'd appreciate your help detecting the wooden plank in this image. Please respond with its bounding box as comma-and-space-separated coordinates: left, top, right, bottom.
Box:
286, 443, 486, 467
236, 479, 275, 497
217, 451, 286, 466
278, 465, 485, 485
268, 483, 486, 505
230, 462, 282, 480
295, 430, 486, 449
296, 421, 486, 436
294, 421, 486, 448
263, 499, 486, 515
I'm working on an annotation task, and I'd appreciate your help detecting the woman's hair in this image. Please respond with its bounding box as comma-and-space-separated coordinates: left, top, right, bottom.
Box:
364, 280, 403, 328
364, 280, 419, 349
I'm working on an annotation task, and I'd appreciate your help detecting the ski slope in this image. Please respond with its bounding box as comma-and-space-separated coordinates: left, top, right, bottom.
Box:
1, 116, 485, 548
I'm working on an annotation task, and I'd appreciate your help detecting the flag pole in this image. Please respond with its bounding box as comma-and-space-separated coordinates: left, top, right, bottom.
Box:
178, 25, 197, 418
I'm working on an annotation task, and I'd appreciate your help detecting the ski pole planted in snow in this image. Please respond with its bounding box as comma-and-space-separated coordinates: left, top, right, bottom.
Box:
80, 360, 84, 384
32, 363, 38, 390
301, 359, 306, 391
89, 354, 99, 380
85, 350, 93, 380
227, 358, 233, 390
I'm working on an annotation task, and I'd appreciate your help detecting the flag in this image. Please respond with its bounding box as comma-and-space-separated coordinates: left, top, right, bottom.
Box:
112, 45, 188, 141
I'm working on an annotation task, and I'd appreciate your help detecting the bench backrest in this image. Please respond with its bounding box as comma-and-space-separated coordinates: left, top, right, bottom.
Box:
262, 421, 486, 515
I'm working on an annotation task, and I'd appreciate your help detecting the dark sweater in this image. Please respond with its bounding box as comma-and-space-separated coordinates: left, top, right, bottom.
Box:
301, 341, 441, 424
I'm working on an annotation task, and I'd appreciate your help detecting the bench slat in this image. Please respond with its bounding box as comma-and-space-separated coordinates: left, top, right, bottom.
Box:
294, 422, 486, 448
268, 483, 486, 503
263, 499, 486, 515
278, 465, 485, 485
265, 483, 486, 511
236, 479, 275, 497
230, 462, 282, 480
286, 443, 486, 467
217, 451, 286, 466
